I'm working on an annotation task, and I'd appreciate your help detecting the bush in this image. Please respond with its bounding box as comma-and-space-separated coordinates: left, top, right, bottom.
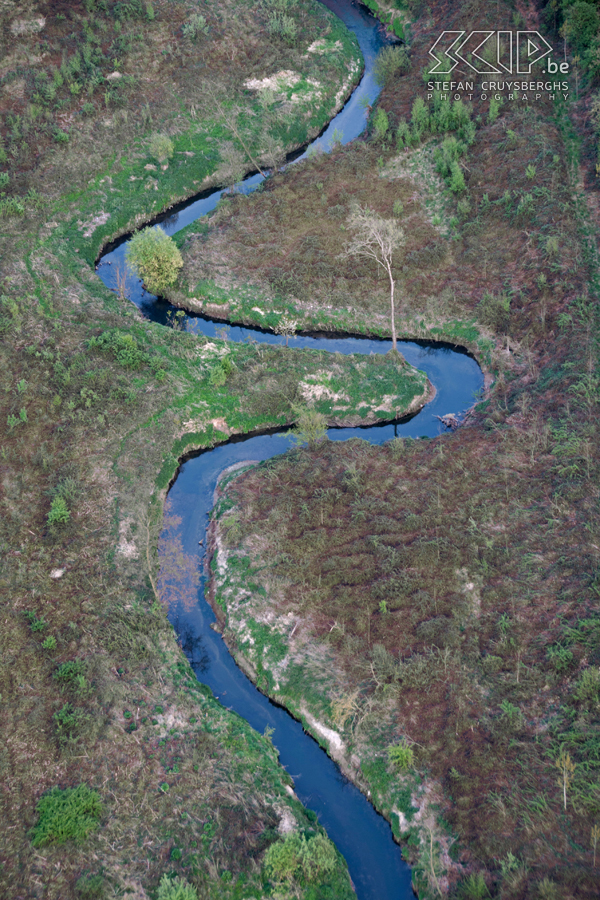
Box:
547, 643, 574, 674
47, 495, 70, 525
373, 45, 409, 86
264, 832, 337, 885
30, 784, 102, 847
182, 13, 208, 40
459, 872, 489, 898
88, 330, 146, 368
574, 667, 600, 704
208, 354, 235, 386
372, 107, 389, 142
54, 659, 89, 695
148, 133, 174, 163
564, 2, 599, 54
54, 703, 89, 743
289, 407, 328, 448
126, 226, 183, 295
156, 875, 198, 900
388, 739, 414, 769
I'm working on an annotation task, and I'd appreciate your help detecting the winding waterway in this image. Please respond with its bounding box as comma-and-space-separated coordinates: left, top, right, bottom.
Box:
97, 1, 483, 896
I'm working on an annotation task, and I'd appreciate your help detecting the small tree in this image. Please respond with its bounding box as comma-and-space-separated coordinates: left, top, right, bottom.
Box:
341, 205, 405, 349
555, 749, 576, 811
148, 132, 174, 164
274, 314, 298, 347
288, 407, 327, 449
126, 226, 183, 296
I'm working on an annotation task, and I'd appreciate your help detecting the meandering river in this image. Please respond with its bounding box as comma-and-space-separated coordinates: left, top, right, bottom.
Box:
98, 2, 483, 896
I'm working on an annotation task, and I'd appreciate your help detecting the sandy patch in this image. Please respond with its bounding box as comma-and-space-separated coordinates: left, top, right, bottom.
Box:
11, 17, 45, 35
244, 70, 300, 92
80, 212, 110, 238
117, 518, 138, 559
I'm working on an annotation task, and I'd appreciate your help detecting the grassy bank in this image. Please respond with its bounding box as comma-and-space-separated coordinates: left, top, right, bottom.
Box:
0, 1, 374, 897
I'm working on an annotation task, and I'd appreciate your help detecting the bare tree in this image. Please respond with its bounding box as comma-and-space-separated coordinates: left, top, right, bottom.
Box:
341, 204, 405, 350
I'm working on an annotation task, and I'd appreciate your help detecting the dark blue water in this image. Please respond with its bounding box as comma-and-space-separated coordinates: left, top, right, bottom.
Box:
96, 2, 484, 897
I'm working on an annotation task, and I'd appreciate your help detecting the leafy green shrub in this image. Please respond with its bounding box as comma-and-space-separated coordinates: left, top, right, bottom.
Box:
156, 875, 198, 900
459, 872, 489, 898
182, 13, 208, 39
126, 226, 183, 295
372, 107, 389, 142
388, 739, 414, 769
574, 667, 600, 704
47, 495, 70, 525
289, 407, 327, 449
24, 610, 47, 632
373, 45, 409, 85
54, 703, 89, 743
0, 196, 25, 217
547, 643, 574, 674
564, 2, 599, 53
0, 172, 9, 189
499, 700, 523, 732
434, 136, 467, 193
265, 0, 298, 46
396, 95, 474, 151
30, 784, 102, 847
54, 660, 89, 695
148, 133, 173, 163
42, 635, 57, 651
208, 354, 235, 386
263, 832, 337, 885
88, 330, 146, 368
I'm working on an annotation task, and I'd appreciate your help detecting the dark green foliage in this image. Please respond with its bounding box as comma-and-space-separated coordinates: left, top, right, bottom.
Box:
263, 832, 338, 886
434, 137, 467, 193
564, 2, 599, 53
88, 329, 165, 376
373, 46, 410, 86
53, 704, 90, 744
30, 784, 103, 847
54, 660, 89, 695
396, 94, 474, 151
24, 610, 47, 632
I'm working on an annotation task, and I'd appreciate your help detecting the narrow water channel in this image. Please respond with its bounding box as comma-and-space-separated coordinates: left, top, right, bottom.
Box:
97, 2, 484, 896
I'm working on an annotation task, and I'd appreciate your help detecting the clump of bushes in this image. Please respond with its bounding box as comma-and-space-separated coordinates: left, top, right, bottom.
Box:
47, 495, 70, 525
182, 13, 208, 40
54, 703, 90, 745
148, 133, 174, 163
388, 739, 414, 770
126, 226, 183, 295
263, 832, 338, 886
373, 45, 410, 86
396, 94, 475, 151
30, 784, 102, 847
